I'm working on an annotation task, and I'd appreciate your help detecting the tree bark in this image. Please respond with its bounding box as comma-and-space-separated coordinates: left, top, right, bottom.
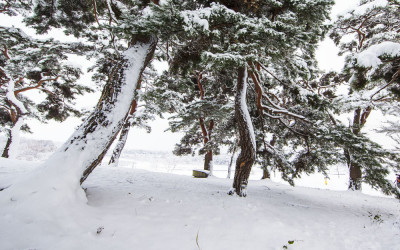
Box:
346, 107, 371, 190
108, 115, 134, 167
261, 135, 275, 180
108, 96, 138, 166
229, 67, 256, 197
51, 34, 157, 184
204, 150, 213, 171
262, 167, 270, 179
1, 135, 11, 158
227, 140, 237, 179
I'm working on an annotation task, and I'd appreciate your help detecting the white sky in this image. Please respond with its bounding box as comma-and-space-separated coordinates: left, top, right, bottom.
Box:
4, 0, 383, 152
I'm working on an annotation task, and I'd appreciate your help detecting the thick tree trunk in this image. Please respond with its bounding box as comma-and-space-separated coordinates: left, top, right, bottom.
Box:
229, 67, 256, 197
346, 107, 371, 190
52, 34, 157, 184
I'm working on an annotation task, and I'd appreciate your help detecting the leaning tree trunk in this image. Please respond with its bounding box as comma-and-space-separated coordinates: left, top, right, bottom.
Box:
54, 34, 157, 184
346, 107, 371, 190
108, 100, 138, 167
229, 67, 256, 197
1, 135, 12, 158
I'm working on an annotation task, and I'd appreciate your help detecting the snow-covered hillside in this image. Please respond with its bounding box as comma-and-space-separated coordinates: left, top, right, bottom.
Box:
0, 149, 399, 250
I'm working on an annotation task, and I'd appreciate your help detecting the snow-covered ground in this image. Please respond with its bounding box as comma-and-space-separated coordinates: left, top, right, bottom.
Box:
0, 140, 399, 250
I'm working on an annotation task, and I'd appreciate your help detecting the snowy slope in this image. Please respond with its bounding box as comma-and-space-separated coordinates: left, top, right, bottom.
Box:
0, 157, 399, 250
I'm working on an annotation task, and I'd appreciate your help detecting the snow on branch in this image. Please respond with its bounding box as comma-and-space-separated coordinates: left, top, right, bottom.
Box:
357, 41, 400, 68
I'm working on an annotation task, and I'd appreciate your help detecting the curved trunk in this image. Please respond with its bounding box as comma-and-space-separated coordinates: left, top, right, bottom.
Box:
77, 35, 157, 183
229, 67, 256, 197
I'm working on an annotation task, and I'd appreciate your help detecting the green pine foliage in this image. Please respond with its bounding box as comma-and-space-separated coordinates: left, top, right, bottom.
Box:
0, 25, 92, 136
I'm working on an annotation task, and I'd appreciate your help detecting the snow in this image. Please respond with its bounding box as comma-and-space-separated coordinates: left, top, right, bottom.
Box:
7, 118, 24, 159
181, 9, 211, 33
6, 77, 27, 114
0, 152, 399, 250
0, 42, 154, 250
339, 0, 388, 19
357, 41, 400, 68
240, 68, 256, 151
353, 0, 387, 16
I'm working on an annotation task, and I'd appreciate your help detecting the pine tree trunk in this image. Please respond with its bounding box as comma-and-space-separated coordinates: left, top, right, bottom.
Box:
348, 162, 362, 190
262, 168, 270, 179
227, 141, 237, 179
53, 34, 157, 184
204, 150, 213, 171
108, 115, 133, 167
346, 107, 371, 190
1, 135, 11, 158
229, 67, 256, 197
108, 96, 139, 167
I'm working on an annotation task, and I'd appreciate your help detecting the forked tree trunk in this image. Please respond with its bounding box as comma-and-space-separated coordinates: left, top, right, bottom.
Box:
54, 34, 157, 184
229, 67, 256, 197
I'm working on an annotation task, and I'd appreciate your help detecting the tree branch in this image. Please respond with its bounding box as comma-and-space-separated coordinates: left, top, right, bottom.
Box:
14, 76, 60, 95
370, 67, 400, 101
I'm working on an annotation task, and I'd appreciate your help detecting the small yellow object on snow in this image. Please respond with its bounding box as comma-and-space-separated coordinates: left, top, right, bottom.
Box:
324, 178, 328, 185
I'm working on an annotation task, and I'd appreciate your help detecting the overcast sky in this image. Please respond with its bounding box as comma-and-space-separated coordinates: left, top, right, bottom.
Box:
3, 0, 375, 152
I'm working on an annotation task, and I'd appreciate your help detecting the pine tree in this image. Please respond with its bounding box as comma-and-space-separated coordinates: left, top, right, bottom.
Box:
0, 25, 92, 158
330, 0, 400, 190
144, 0, 333, 195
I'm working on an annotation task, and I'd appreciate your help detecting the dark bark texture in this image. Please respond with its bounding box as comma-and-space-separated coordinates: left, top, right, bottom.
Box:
230, 67, 256, 197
